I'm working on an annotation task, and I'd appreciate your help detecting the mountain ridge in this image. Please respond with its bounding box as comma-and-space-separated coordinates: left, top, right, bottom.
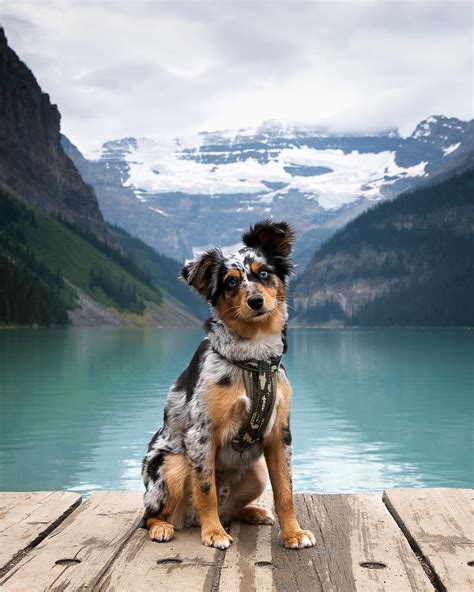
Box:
63, 115, 473, 267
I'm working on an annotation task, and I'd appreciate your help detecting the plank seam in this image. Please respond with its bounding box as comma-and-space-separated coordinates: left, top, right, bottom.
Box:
211, 520, 236, 592
0, 495, 82, 579
382, 491, 446, 592
210, 548, 227, 592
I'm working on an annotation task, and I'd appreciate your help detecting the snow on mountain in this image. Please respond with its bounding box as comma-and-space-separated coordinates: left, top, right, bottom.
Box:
121, 139, 428, 209
443, 142, 461, 156
65, 115, 473, 268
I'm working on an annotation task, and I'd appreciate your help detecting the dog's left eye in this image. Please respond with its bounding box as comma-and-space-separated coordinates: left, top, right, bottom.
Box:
258, 269, 269, 279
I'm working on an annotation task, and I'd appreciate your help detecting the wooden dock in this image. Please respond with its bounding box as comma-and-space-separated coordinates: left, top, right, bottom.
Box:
0, 489, 472, 591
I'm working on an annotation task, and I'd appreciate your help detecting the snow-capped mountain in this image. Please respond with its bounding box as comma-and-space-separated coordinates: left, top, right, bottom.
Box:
63, 115, 473, 267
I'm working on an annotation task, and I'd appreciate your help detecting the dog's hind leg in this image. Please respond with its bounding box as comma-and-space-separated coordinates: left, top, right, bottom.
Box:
161, 454, 192, 529
144, 453, 191, 542
221, 458, 274, 525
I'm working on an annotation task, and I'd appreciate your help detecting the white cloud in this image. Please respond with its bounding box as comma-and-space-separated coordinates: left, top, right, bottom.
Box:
1, 0, 472, 154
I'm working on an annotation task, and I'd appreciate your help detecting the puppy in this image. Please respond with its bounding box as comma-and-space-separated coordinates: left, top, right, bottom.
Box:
142, 220, 315, 550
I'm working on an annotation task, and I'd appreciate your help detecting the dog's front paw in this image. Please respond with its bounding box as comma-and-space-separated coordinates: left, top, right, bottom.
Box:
202, 528, 233, 549
149, 521, 175, 542
282, 528, 316, 549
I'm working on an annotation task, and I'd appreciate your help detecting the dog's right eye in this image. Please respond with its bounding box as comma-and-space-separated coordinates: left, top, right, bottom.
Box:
227, 278, 238, 288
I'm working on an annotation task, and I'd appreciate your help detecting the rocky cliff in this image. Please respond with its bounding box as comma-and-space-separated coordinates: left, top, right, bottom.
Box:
0, 28, 108, 240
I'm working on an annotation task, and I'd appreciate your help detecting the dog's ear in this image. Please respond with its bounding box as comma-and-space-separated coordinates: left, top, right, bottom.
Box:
242, 220, 295, 278
242, 220, 295, 257
181, 248, 223, 300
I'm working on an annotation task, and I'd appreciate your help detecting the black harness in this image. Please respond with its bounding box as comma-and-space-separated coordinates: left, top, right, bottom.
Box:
212, 348, 282, 452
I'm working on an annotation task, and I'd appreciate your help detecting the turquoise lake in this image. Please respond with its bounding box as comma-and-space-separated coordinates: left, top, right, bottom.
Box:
0, 327, 472, 494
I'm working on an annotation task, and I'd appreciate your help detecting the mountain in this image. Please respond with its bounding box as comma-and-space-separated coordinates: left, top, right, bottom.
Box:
107, 224, 209, 320
63, 116, 473, 267
0, 28, 107, 241
0, 28, 200, 327
0, 185, 201, 326
291, 166, 474, 327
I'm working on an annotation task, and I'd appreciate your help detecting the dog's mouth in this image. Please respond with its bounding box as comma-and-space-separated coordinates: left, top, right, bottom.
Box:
248, 308, 271, 320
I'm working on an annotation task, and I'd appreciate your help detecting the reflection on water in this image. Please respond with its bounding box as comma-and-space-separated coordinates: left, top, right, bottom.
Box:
0, 327, 472, 494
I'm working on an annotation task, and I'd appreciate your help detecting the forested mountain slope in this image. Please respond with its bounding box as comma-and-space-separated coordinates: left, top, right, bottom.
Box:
292, 165, 474, 326
0, 186, 199, 326
107, 224, 208, 320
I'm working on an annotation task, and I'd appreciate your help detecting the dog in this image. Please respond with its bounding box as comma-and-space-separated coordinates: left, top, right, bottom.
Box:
142, 220, 316, 550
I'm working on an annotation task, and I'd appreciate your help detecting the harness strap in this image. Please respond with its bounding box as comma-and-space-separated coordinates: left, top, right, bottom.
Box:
212, 347, 282, 452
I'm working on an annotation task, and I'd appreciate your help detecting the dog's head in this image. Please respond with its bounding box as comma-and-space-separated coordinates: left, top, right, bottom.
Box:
181, 220, 295, 337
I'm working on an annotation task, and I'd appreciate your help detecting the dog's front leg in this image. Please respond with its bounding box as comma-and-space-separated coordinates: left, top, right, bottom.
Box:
189, 446, 233, 550
264, 422, 316, 549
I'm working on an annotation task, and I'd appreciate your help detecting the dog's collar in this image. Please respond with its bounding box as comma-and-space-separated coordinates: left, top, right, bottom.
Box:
211, 347, 282, 374
212, 347, 282, 452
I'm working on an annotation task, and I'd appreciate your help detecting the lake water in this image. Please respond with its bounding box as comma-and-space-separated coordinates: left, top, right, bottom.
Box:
0, 327, 472, 495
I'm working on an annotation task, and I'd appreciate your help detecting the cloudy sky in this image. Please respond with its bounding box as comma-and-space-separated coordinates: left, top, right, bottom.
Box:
1, 0, 472, 155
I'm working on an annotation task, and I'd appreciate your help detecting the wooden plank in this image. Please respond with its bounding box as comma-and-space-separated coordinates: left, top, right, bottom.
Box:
383, 488, 474, 592
219, 521, 274, 592
221, 493, 433, 592
219, 494, 274, 592
0, 491, 142, 591
0, 491, 81, 576
98, 525, 221, 591
273, 494, 434, 591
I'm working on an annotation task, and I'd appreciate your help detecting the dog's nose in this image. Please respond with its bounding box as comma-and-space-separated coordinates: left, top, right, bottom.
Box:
247, 295, 264, 310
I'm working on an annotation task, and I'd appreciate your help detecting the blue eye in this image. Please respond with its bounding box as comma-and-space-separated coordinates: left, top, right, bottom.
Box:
259, 269, 269, 279
227, 278, 238, 288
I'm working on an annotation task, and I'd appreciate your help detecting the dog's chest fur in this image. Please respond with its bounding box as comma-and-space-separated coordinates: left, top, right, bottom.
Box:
211, 371, 286, 472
